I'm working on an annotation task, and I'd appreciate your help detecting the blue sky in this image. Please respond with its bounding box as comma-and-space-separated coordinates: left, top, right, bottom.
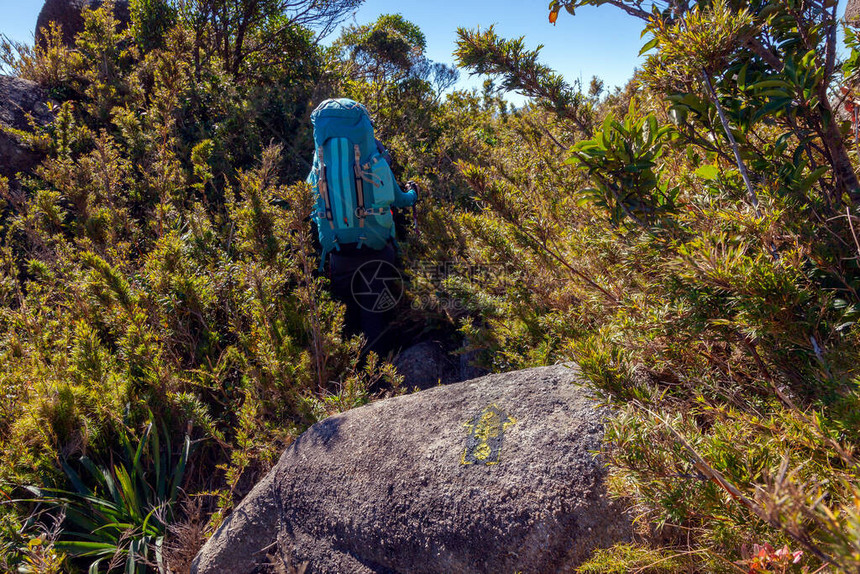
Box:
341, 0, 647, 96
0, 0, 852, 100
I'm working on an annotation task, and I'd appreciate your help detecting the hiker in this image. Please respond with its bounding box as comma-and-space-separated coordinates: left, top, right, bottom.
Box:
306, 98, 417, 354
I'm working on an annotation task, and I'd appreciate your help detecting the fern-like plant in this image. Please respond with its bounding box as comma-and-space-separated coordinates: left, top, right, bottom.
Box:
25, 420, 191, 573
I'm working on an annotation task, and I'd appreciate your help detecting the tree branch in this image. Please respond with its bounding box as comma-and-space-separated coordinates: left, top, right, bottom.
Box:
700, 68, 762, 218
743, 37, 783, 71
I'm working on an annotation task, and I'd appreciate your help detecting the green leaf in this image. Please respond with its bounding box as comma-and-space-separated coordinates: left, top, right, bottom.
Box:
169, 433, 192, 504
80, 456, 107, 491
797, 166, 829, 193
755, 88, 791, 98
625, 161, 656, 172
141, 507, 163, 536
114, 464, 141, 521
132, 423, 152, 477
61, 459, 91, 497
645, 114, 658, 146
694, 165, 720, 180
751, 79, 793, 89
639, 37, 658, 56
153, 419, 165, 501
54, 540, 120, 556
668, 107, 687, 125
737, 63, 748, 90
759, 3, 781, 18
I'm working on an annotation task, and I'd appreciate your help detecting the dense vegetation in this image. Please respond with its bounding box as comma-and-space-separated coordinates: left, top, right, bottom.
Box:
1, 0, 859, 572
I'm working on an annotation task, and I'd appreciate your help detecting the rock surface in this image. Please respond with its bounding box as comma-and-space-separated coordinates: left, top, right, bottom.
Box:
36, 0, 130, 46
848, 0, 860, 24
393, 340, 487, 390
192, 364, 632, 574
0, 75, 54, 179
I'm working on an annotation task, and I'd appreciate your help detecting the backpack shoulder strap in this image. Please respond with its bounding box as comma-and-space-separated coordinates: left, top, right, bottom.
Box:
353, 144, 366, 248
316, 144, 338, 272
317, 145, 335, 231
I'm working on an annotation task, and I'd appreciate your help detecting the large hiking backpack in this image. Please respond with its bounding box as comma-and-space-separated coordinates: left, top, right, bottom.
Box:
307, 99, 399, 267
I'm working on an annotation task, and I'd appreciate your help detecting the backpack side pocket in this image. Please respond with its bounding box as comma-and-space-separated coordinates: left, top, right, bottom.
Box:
366, 153, 396, 207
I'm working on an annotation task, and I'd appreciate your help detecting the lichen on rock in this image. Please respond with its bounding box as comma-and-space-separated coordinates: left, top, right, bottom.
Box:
192, 364, 632, 574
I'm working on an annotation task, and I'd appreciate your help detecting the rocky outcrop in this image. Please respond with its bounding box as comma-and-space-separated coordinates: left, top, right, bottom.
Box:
848, 0, 860, 24
392, 340, 487, 390
0, 75, 54, 179
192, 364, 632, 574
35, 0, 130, 46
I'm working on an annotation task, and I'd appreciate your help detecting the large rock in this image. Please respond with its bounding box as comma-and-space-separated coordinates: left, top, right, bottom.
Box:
393, 340, 487, 391
0, 76, 54, 179
35, 0, 130, 47
848, 0, 860, 25
192, 364, 632, 574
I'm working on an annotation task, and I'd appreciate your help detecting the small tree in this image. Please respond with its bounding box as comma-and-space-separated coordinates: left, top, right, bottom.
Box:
550, 0, 859, 207
182, 0, 362, 76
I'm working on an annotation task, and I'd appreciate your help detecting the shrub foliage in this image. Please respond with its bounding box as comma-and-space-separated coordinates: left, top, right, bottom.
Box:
3, 0, 860, 573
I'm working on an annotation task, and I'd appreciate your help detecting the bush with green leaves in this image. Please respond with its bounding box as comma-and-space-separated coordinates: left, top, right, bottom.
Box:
130, 0, 177, 52
6, 0, 860, 572
447, 1, 860, 571
0, 2, 401, 571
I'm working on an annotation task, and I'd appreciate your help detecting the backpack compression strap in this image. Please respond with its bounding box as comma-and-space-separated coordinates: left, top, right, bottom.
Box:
317, 146, 335, 231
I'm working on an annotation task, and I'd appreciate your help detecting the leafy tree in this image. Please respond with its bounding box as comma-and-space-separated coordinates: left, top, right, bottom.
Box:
130, 0, 178, 51
454, 26, 595, 135
550, 0, 859, 205
450, 1, 860, 571
335, 14, 458, 112
182, 0, 362, 76
337, 13, 426, 84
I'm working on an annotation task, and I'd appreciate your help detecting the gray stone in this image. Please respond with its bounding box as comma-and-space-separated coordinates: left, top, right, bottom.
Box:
0, 75, 54, 179
393, 340, 489, 391
393, 341, 459, 390
192, 364, 632, 574
458, 341, 489, 382
848, 0, 860, 24
36, 0, 130, 47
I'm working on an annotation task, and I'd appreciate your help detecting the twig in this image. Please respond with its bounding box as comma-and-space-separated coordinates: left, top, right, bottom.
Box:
846, 206, 860, 260
742, 337, 858, 469
639, 403, 839, 565
700, 68, 762, 219
631, 548, 716, 574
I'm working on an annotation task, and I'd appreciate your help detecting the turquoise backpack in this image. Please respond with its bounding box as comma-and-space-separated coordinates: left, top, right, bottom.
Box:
307, 99, 413, 269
